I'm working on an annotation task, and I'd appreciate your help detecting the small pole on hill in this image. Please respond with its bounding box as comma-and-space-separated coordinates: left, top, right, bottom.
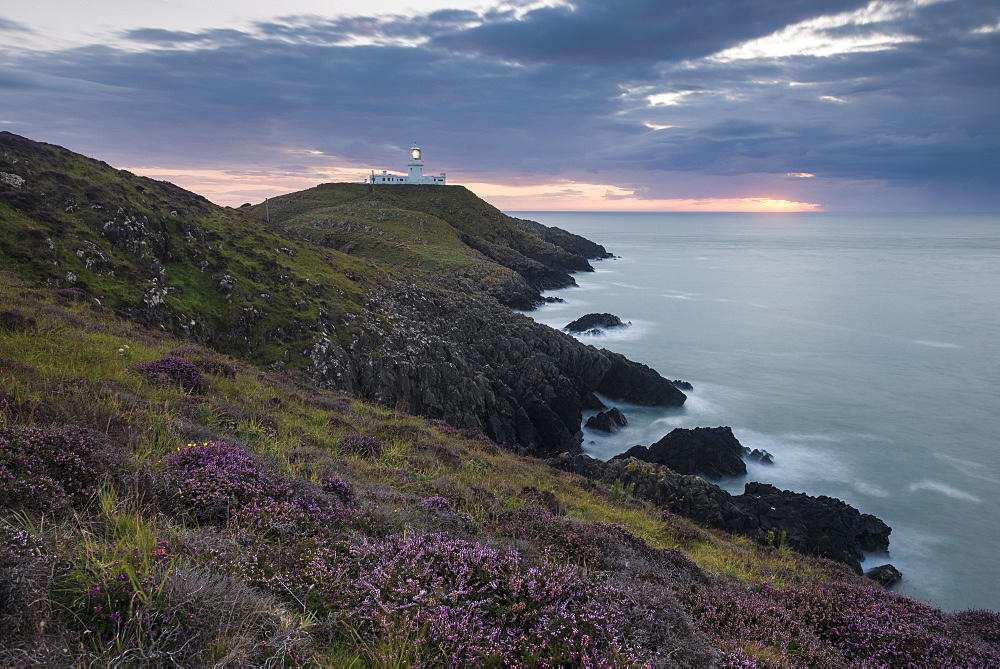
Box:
369, 170, 375, 194
264, 197, 270, 224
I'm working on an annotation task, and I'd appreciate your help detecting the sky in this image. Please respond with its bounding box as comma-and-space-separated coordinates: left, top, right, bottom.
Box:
1, 0, 998, 212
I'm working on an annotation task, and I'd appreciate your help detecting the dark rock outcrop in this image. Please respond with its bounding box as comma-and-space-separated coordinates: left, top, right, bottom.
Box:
865, 563, 902, 588
585, 408, 628, 433
307, 281, 686, 456
615, 426, 747, 479
595, 352, 688, 407
565, 313, 627, 334
737, 482, 891, 573
549, 454, 891, 574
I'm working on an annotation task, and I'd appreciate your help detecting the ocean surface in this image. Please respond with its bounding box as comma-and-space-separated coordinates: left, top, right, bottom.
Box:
510, 211, 1000, 613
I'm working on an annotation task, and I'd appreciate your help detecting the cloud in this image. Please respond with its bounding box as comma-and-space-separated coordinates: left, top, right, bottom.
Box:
0, 0, 997, 211
0, 17, 33, 33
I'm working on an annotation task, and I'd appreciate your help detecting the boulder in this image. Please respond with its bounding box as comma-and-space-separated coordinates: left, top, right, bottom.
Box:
565, 313, 627, 333
632, 426, 747, 478
585, 407, 628, 433
864, 563, 903, 588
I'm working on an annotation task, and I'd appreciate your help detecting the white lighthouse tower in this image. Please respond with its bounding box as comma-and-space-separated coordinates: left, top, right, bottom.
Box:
367, 144, 446, 185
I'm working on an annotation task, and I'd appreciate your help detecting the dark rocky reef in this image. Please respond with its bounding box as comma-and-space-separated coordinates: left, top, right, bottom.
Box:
585, 408, 628, 433
565, 312, 628, 334
550, 453, 891, 574
307, 281, 687, 456
615, 426, 747, 479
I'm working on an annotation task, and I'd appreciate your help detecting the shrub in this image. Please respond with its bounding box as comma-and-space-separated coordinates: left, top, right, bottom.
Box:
134, 356, 204, 391
321, 476, 354, 503
338, 433, 384, 457
0, 526, 54, 647
0, 425, 107, 512
160, 441, 289, 524
952, 608, 1000, 647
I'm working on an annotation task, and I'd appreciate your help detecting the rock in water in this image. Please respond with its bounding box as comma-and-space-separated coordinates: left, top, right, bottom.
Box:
585, 407, 628, 433
739, 482, 891, 573
865, 564, 903, 588
565, 313, 627, 333
621, 426, 748, 478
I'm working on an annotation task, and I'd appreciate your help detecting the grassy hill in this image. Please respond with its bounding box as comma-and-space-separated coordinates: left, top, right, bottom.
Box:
1, 133, 998, 666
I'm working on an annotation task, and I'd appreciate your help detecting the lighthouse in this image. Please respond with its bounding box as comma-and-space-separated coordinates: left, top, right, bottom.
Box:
367, 144, 446, 185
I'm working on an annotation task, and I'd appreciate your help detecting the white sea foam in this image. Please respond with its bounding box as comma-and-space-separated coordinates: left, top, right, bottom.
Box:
907, 480, 982, 503
913, 340, 961, 349
933, 453, 1000, 484
854, 482, 891, 498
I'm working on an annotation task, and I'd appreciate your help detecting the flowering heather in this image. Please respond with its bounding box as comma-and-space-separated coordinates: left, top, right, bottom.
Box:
338, 433, 384, 457
321, 476, 355, 503
952, 608, 1000, 647
682, 579, 1000, 666
420, 495, 451, 510
160, 441, 290, 523
228, 499, 349, 545
0, 424, 105, 512
133, 355, 204, 391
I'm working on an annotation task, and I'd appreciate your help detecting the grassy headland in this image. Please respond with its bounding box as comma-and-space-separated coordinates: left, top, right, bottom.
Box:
1, 133, 998, 666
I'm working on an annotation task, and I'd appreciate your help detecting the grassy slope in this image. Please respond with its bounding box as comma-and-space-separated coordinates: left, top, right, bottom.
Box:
2, 135, 998, 665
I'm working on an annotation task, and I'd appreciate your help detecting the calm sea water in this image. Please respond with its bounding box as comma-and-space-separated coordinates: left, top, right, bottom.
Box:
511, 211, 1000, 612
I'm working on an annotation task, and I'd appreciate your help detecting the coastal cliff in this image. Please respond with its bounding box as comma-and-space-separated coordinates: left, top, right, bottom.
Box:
0, 132, 685, 455
3, 133, 998, 666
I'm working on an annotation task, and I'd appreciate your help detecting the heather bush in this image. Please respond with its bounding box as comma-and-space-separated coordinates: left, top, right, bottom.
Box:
953, 608, 1000, 647
333, 533, 645, 666
772, 581, 1000, 666
0, 425, 107, 512
338, 433, 384, 457
489, 505, 604, 565
134, 355, 204, 391
321, 476, 355, 503
228, 498, 348, 545
159, 441, 290, 524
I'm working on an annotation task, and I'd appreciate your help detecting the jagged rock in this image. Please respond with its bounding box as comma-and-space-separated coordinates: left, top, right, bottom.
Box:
585, 408, 628, 433
743, 447, 775, 465
565, 313, 627, 333
549, 454, 892, 574
618, 426, 747, 479
596, 352, 688, 407
865, 563, 902, 588
543, 296, 565, 303
737, 482, 891, 573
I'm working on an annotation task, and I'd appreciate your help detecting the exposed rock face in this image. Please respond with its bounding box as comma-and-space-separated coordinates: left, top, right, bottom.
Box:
565, 313, 627, 334
307, 281, 687, 456
585, 407, 628, 433
616, 426, 747, 479
743, 446, 775, 465
549, 454, 892, 573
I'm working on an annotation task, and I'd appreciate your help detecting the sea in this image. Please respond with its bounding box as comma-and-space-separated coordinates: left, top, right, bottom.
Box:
509, 211, 1000, 613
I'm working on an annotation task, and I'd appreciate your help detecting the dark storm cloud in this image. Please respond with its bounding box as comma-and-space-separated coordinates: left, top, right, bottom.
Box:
431, 0, 871, 65
2, 0, 998, 210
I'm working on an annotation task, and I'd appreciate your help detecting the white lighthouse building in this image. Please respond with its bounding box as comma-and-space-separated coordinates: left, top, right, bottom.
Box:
366, 144, 446, 185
